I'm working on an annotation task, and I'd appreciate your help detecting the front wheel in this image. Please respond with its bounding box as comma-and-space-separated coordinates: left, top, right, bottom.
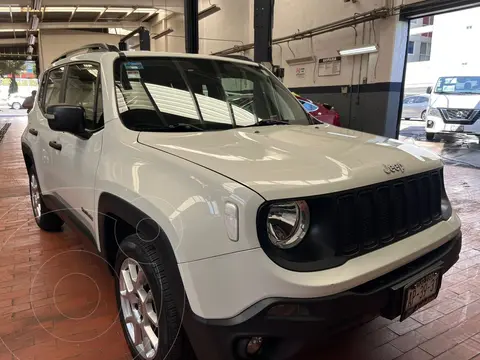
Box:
421, 111, 427, 121
28, 167, 64, 231
426, 133, 435, 141
12, 102, 21, 110
115, 234, 196, 360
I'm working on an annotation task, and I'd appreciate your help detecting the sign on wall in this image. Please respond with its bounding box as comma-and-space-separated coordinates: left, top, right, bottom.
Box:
318, 56, 341, 76
296, 67, 306, 77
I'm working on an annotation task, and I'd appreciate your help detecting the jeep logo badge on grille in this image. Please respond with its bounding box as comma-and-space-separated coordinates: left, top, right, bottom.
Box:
383, 163, 405, 175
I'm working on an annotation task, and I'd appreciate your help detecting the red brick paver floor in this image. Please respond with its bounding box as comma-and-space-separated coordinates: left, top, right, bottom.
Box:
1, 118, 480, 360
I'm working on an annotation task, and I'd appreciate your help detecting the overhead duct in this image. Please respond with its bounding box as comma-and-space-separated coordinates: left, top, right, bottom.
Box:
213, 7, 390, 56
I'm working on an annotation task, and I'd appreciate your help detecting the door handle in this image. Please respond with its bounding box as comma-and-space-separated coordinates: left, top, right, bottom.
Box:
49, 141, 62, 151
29, 128, 38, 136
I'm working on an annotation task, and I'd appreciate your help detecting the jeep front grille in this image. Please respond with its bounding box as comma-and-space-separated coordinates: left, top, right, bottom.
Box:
440, 108, 480, 125
257, 169, 449, 272
335, 169, 443, 257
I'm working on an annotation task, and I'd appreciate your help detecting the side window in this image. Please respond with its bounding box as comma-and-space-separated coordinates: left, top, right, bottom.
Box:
44, 67, 65, 111
64, 63, 100, 130
37, 72, 48, 111
417, 96, 428, 103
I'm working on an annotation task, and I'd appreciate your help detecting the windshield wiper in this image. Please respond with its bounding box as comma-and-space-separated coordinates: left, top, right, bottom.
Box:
136, 123, 204, 132
248, 119, 289, 127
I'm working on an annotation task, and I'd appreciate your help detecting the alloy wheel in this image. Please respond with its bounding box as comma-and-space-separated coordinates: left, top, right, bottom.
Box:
119, 258, 159, 359
30, 173, 42, 219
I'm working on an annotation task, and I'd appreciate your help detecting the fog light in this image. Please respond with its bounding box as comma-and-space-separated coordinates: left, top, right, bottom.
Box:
246, 337, 263, 356
427, 120, 434, 128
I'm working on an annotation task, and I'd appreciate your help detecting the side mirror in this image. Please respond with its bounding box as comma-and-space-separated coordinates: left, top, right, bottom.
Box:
46, 105, 89, 138
426, 86, 432, 94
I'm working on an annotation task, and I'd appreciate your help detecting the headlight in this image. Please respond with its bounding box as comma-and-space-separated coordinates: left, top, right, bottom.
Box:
428, 107, 442, 118
266, 200, 310, 249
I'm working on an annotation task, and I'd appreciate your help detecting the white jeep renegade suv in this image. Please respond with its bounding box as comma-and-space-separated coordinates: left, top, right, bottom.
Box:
21, 44, 462, 360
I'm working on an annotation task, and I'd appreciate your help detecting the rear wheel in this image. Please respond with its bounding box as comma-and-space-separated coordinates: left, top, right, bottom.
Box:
115, 234, 196, 360
426, 133, 435, 141
12, 102, 21, 110
421, 111, 427, 121
28, 167, 64, 231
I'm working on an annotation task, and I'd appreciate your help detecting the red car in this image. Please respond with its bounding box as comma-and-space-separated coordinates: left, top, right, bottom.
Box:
293, 93, 341, 126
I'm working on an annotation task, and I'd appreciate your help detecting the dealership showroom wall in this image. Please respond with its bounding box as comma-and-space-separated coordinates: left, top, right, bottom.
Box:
1, 0, 480, 360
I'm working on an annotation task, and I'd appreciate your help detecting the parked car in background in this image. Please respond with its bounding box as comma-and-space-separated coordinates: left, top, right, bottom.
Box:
293, 93, 341, 126
425, 76, 480, 141
8, 93, 27, 110
402, 95, 429, 120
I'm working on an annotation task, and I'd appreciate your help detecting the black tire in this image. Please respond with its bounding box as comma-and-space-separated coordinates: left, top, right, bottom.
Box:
115, 234, 196, 360
28, 166, 64, 231
426, 133, 435, 141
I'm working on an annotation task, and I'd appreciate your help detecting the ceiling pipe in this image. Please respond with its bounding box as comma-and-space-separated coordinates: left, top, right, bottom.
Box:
213, 7, 390, 56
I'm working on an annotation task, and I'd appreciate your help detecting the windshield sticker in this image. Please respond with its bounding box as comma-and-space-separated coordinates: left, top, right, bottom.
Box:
443, 85, 455, 92
126, 70, 141, 79
124, 62, 144, 70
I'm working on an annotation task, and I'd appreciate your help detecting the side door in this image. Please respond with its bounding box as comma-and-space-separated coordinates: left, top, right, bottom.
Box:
33, 66, 66, 194
53, 62, 104, 233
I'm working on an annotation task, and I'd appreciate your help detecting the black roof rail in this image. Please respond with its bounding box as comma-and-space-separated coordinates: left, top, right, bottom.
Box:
220, 54, 254, 62
51, 43, 120, 64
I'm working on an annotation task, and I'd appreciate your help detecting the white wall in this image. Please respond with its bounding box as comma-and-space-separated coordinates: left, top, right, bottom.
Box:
151, 0, 253, 55
270, 0, 411, 88
38, 30, 122, 72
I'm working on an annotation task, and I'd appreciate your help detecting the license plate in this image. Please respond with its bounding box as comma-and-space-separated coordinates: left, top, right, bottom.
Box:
447, 124, 464, 132
401, 270, 441, 321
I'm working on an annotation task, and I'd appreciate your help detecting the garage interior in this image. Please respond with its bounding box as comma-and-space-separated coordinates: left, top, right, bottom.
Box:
1, 0, 480, 359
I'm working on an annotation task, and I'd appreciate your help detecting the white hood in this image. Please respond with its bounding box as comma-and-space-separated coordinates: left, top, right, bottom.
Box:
138, 125, 442, 200
431, 93, 480, 109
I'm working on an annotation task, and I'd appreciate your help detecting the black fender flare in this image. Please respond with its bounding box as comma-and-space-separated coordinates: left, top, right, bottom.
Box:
97, 193, 189, 315
97, 192, 225, 359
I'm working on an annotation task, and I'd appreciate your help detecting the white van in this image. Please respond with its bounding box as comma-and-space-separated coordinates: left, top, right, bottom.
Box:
425, 76, 480, 141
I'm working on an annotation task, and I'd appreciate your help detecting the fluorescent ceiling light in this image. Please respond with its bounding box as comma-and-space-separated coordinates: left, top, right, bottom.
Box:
0, 6, 21, 12
152, 28, 174, 39
76, 7, 106, 12
338, 44, 378, 56
106, 7, 134, 13
44, 6, 76, 12
286, 56, 316, 66
0, 29, 26, 32
198, 4, 221, 20
135, 8, 157, 13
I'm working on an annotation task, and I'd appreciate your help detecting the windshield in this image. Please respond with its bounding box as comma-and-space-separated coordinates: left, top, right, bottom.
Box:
114, 57, 311, 131
434, 76, 480, 94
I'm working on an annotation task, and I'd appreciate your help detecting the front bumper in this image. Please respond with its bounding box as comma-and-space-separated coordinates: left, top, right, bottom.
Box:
426, 116, 480, 134
186, 234, 461, 360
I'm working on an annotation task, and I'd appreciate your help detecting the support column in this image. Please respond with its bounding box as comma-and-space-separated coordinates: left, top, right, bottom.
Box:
185, 0, 199, 54
253, 0, 274, 63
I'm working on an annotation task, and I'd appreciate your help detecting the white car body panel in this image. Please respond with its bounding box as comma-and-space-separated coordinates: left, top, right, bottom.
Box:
180, 213, 461, 319
138, 126, 442, 200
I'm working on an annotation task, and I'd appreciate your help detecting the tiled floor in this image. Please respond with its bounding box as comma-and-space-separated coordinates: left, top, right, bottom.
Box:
1, 118, 480, 360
